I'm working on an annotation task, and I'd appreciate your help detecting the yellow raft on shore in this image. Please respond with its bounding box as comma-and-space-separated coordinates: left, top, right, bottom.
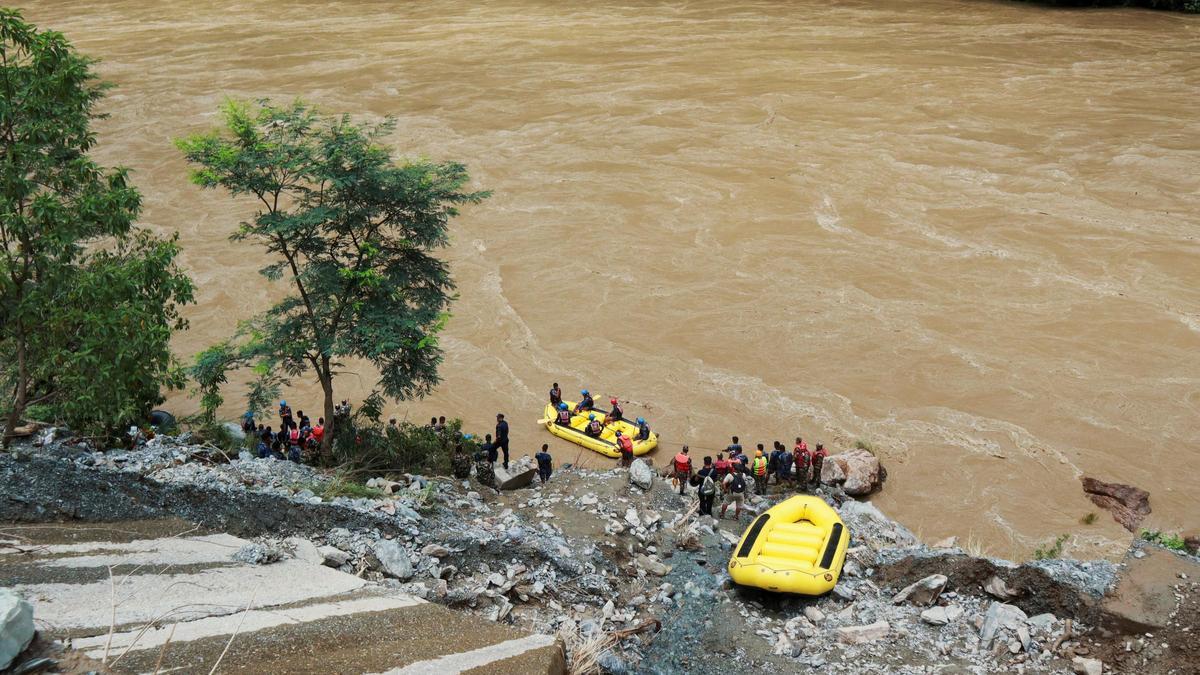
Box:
728, 495, 850, 596
542, 401, 658, 459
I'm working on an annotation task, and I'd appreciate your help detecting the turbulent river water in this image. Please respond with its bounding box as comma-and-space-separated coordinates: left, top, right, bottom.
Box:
24, 0, 1200, 557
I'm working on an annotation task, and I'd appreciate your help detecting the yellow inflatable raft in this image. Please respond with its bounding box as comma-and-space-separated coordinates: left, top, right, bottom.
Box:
542, 401, 658, 459
727, 495, 850, 595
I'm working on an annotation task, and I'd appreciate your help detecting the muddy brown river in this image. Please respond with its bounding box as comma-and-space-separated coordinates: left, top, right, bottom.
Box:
23, 0, 1200, 558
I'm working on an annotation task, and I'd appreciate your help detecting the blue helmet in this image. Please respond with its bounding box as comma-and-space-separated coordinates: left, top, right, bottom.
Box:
280, 400, 287, 406
581, 389, 589, 396
637, 417, 645, 425
588, 413, 596, 421
558, 402, 568, 410
615, 430, 622, 436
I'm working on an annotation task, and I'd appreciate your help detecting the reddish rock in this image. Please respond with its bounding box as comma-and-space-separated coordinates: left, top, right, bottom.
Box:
1081, 477, 1150, 532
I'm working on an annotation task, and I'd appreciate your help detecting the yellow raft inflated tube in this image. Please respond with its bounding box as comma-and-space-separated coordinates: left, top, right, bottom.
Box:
728, 495, 850, 595
542, 401, 658, 459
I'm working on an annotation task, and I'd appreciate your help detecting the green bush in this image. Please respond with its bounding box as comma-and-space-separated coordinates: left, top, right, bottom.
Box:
1140, 529, 1189, 552
328, 397, 479, 479
1033, 533, 1069, 560
1080, 512, 1098, 525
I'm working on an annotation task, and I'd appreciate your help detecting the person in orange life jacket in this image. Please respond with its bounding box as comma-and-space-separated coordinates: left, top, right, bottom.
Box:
555, 402, 572, 426
549, 382, 562, 407
574, 390, 595, 414
673, 446, 693, 496
751, 448, 769, 495
310, 418, 325, 449
810, 443, 828, 489
615, 430, 634, 467
793, 437, 811, 488
584, 414, 603, 438
635, 417, 650, 442
604, 398, 624, 424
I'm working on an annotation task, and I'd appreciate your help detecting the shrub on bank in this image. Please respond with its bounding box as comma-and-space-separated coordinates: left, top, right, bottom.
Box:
328, 393, 480, 479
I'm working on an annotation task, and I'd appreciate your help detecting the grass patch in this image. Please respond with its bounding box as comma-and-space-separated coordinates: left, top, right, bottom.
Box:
294, 474, 386, 501
1033, 533, 1069, 560
1140, 529, 1188, 553
1080, 512, 1098, 525
853, 440, 875, 454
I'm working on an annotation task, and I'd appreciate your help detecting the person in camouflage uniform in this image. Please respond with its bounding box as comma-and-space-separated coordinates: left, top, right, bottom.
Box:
474, 451, 497, 491
451, 445, 472, 479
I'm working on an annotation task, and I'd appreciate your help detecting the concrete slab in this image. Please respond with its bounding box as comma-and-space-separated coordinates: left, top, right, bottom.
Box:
1, 520, 564, 674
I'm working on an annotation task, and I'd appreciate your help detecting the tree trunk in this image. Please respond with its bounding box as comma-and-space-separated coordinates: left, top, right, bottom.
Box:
320, 360, 335, 459
3, 331, 29, 448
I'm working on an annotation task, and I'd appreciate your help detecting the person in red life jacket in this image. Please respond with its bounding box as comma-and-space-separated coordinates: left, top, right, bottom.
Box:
811, 443, 828, 489
309, 418, 325, 449
549, 382, 562, 407
585, 413, 603, 438
615, 429, 634, 467
574, 389, 595, 414
604, 397, 624, 425
793, 436, 811, 490
673, 446, 693, 496
555, 402, 572, 426
713, 452, 731, 480
287, 425, 302, 462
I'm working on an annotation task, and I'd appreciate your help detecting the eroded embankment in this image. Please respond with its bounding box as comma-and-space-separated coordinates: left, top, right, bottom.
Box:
3, 436, 1197, 675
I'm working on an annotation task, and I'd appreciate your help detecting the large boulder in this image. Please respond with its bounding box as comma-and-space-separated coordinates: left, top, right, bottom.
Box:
1081, 477, 1150, 532
371, 539, 414, 580
821, 448, 883, 496
0, 589, 35, 670
892, 573, 948, 606
629, 458, 654, 490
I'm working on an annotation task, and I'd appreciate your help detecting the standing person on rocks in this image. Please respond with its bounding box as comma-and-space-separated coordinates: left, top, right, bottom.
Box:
495, 413, 510, 470
811, 443, 827, 489
279, 400, 293, 431
311, 418, 326, 450
720, 467, 747, 520
776, 442, 794, 488
549, 382, 562, 407
673, 446, 693, 496
481, 433, 498, 466
615, 430, 634, 467
751, 448, 769, 495
535, 443, 554, 484
727, 436, 743, 458
698, 465, 717, 516
241, 411, 256, 437
793, 437, 810, 491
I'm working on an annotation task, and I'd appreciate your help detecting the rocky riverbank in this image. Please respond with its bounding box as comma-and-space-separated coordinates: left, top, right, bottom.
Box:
2, 433, 1197, 674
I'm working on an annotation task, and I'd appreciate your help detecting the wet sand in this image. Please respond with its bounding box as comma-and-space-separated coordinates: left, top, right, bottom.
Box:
21, 0, 1200, 557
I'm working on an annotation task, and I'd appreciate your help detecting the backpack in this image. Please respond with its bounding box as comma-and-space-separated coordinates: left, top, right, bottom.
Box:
700, 476, 716, 496
729, 472, 746, 494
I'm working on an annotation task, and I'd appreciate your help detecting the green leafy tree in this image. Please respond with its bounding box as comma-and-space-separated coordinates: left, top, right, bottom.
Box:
177, 100, 486, 453
0, 10, 194, 444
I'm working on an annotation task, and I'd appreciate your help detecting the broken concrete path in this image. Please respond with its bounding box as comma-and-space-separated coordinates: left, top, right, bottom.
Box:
1, 521, 564, 674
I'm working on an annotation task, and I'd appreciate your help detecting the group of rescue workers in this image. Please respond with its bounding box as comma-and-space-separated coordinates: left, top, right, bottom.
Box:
667, 436, 828, 520
242, 400, 332, 462
548, 384, 828, 521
